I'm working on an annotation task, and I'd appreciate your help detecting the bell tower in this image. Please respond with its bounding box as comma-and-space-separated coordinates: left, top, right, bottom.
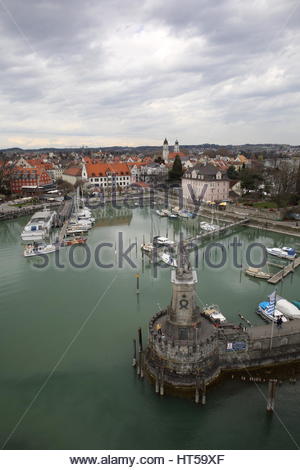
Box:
162, 137, 169, 162
174, 139, 180, 153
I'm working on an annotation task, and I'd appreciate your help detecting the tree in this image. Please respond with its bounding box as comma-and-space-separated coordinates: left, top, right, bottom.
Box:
269, 161, 298, 209
0, 153, 16, 195
154, 156, 164, 164
240, 168, 263, 191
227, 165, 239, 180
169, 155, 183, 181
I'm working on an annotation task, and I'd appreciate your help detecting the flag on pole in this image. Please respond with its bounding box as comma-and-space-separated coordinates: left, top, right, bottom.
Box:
266, 290, 276, 317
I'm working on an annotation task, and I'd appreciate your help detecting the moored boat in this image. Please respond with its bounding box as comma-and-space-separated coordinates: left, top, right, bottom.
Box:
266, 246, 296, 260
276, 298, 300, 319
292, 300, 300, 310
153, 236, 174, 247
63, 237, 87, 246
159, 252, 177, 267
202, 305, 226, 324
24, 242, 58, 257
21, 210, 57, 242
256, 301, 288, 323
245, 266, 270, 279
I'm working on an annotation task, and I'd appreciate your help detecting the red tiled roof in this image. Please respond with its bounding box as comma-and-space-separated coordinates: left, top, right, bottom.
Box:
63, 167, 82, 177
85, 162, 131, 177
168, 152, 186, 159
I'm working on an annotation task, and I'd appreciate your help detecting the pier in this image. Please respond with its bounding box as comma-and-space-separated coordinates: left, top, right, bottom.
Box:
267, 257, 300, 284
182, 218, 250, 249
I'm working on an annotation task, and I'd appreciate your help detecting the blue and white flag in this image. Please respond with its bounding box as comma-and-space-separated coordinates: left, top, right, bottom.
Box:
266, 291, 276, 316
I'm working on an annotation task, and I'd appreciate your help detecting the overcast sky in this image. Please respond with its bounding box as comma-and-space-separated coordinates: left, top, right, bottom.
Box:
0, 0, 300, 148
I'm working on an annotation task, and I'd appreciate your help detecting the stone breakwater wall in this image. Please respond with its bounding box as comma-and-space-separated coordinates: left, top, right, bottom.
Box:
144, 315, 300, 388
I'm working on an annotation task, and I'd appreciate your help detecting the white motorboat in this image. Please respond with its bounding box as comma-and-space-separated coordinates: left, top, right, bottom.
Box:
276, 298, 300, 319
153, 236, 174, 247
160, 252, 177, 267
257, 301, 288, 323
168, 213, 178, 219
24, 242, 58, 257
200, 221, 219, 232
21, 210, 56, 242
266, 247, 296, 260
156, 210, 168, 217
202, 305, 226, 324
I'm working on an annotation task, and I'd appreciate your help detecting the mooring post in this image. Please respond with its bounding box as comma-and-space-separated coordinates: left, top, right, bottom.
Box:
136, 273, 140, 295
195, 376, 200, 404
266, 379, 277, 412
139, 351, 144, 379
138, 327, 143, 352
155, 368, 159, 393
201, 379, 206, 405
159, 368, 165, 396
132, 339, 137, 367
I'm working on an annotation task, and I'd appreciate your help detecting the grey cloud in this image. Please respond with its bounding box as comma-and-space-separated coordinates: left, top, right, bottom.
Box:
0, 0, 300, 146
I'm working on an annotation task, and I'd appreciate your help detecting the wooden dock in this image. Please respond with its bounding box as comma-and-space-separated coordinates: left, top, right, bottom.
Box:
267, 257, 300, 284
182, 218, 250, 249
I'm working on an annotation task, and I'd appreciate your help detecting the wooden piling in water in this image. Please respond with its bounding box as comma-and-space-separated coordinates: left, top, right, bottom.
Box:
159, 368, 165, 396
138, 327, 143, 352
201, 380, 206, 405
266, 379, 277, 412
136, 273, 140, 295
139, 351, 144, 379
132, 339, 137, 367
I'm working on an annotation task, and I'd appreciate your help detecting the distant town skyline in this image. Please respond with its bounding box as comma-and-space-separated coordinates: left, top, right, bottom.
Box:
1, 0, 300, 148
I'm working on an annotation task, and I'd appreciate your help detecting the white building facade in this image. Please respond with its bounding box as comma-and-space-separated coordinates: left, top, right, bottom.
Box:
182, 164, 230, 202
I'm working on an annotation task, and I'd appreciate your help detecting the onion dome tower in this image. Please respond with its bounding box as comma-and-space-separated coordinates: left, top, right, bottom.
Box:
174, 139, 180, 153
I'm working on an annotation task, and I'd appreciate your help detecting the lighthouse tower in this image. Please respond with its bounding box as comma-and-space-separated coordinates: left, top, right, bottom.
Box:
162, 138, 169, 163
174, 139, 180, 153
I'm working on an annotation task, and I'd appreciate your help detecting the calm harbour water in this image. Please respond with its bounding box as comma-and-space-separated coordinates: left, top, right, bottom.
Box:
0, 205, 299, 450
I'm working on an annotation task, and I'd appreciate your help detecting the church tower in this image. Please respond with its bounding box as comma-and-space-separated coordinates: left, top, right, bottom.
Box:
162, 137, 169, 162
174, 139, 180, 153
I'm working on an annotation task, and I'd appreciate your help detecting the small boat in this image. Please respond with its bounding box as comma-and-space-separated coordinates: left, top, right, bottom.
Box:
168, 213, 178, 219
245, 266, 270, 279
200, 221, 219, 231
66, 225, 90, 234
178, 210, 191, 218
266, 247, 296, 260
160, 252, 177, 267
24, 242, 58, 257
291, 300, 300, 310
153, 236, 174, 247
155, 210, 168, 217
276, 298, 300, 319
141, 243, 153, 253
63, 237, 87, 246
202, 305, 226, 324
256, 301, 288, 323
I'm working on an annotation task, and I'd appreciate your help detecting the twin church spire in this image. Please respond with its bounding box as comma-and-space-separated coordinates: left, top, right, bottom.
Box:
162, 138, 180, 163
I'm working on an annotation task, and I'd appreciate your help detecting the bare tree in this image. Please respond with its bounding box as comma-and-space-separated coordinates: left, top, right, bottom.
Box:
270, 161, 298, 210
0, 153, 17, 195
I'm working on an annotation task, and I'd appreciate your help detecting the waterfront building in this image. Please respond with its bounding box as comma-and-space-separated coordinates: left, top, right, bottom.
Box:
182, 163, 230, 202
82, 162, 131, 189
10, 167, 53, 193
62, 167, 83, 185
